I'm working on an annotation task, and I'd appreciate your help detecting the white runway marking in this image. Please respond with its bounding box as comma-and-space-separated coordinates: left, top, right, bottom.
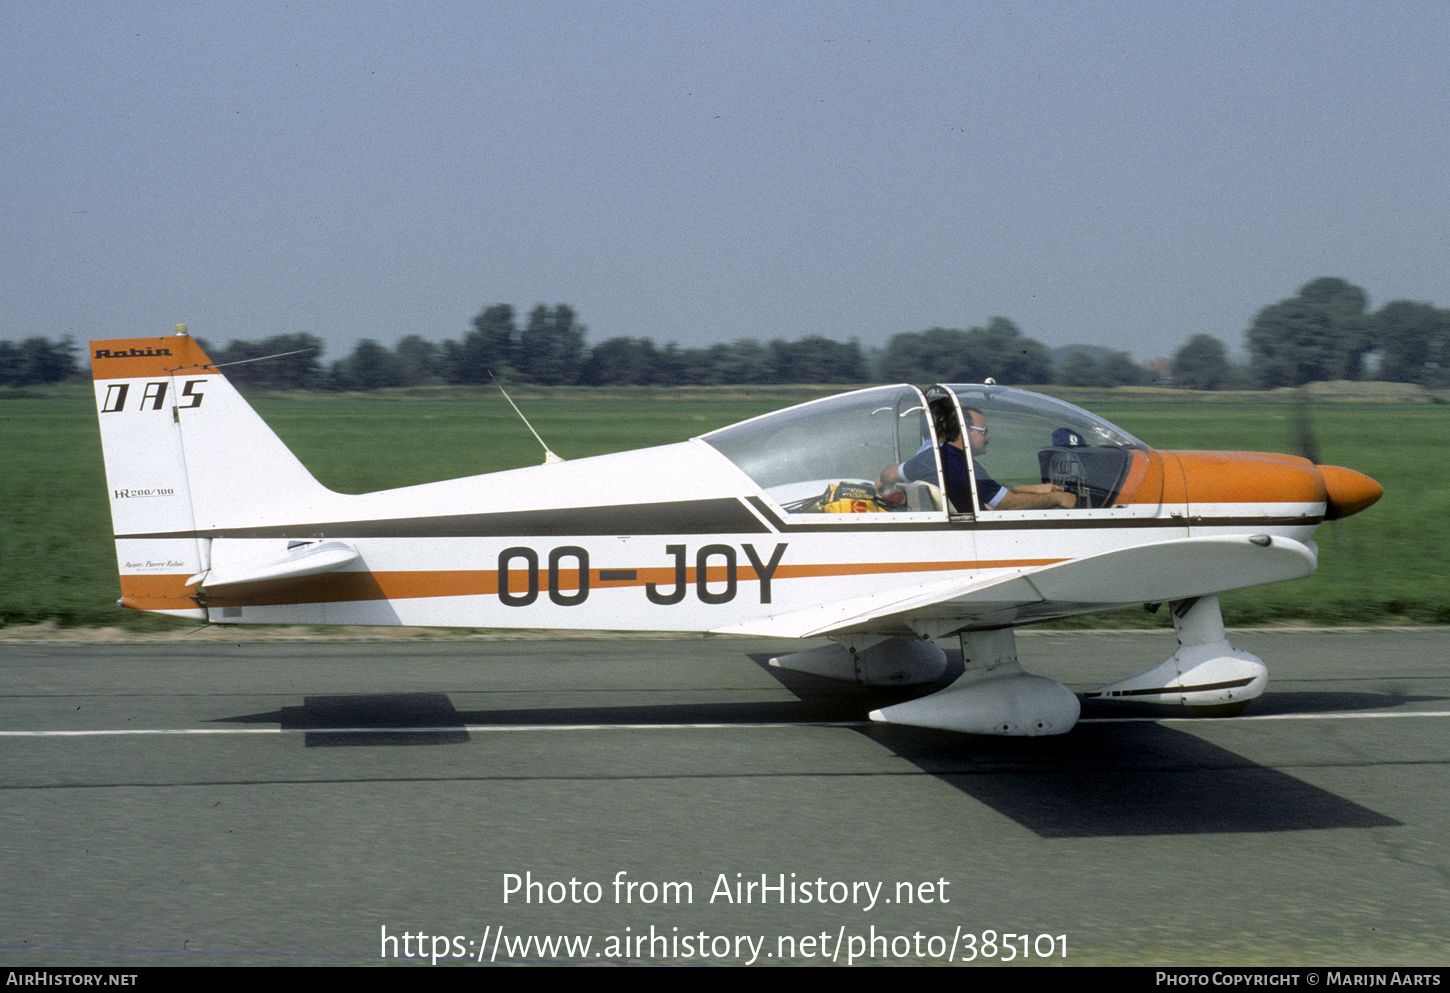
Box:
2, 711, 1448, 738
0, 722, 859, 737
1082, 710, 1450, 724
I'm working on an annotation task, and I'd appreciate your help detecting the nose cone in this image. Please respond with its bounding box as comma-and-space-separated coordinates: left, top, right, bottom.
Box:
1319, 464, 1383, 520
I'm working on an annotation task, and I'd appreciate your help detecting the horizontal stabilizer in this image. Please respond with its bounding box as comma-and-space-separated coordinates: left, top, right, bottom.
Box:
189, 539, 360, 588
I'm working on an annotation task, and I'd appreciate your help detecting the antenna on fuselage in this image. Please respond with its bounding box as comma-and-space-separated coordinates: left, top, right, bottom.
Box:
491, 372, 564, 464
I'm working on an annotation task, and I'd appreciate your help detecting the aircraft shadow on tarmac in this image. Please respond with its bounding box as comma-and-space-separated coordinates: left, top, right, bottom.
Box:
753, 653, 1404, 839
223, 693, 473, 748
865, 722, 1401, 839
216, 649, 1406, 840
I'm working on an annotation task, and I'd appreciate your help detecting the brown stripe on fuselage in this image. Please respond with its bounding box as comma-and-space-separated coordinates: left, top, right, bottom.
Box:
116, 498, 772, 540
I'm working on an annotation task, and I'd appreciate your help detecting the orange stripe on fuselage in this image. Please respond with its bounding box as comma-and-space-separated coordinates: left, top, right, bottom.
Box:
91, 336, 219, 380
771, 559, 1061, 579
118, 573, 204, 610
119, 558, 1068, 611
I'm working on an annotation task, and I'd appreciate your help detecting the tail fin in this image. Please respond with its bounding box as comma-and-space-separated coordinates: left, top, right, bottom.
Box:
91, 330, 328, 618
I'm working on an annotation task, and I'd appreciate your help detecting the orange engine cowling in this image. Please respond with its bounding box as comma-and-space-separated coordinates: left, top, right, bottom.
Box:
1166, 451, 1381, 521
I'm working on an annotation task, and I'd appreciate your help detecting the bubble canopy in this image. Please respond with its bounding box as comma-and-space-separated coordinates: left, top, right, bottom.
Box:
700, 384, 1148, 513
938, 384, 1146, 451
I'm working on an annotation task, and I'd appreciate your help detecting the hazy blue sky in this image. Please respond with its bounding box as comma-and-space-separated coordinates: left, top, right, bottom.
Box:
5, 1, 1447, 365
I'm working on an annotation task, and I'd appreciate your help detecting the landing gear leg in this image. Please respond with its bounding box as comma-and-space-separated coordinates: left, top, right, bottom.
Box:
1085, 595, 1267, 715
869, 628, 1080, 736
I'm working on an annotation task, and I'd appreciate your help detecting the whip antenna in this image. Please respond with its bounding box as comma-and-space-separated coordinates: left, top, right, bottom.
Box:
491, 373, 564, 464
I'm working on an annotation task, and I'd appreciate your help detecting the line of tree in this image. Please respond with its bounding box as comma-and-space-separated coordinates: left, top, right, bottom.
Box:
1245, 277, 1449, 388
0, 337, 77, 386
7, 276, 1447, 390
1048, 345, 1156, 388
319, 282, 1450, 391
321, 311, 1065, 390
1167, 277, 1450, 390
205, 304, 873, 390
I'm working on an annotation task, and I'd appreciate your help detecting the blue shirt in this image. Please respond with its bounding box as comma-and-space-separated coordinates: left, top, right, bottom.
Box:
900, 444, 1007, 512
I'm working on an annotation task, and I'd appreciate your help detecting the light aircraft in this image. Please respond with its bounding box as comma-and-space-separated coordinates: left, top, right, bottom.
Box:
90, 330, 1382, 736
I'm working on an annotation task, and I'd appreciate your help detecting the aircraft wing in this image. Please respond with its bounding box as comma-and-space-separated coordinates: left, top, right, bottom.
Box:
712, 534, 1317, 640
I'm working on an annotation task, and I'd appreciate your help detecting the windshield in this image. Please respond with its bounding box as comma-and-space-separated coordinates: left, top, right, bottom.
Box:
936, 384, 1148, 510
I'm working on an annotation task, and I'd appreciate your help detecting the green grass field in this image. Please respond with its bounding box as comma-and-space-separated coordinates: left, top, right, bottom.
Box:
1, 383, 1442, 629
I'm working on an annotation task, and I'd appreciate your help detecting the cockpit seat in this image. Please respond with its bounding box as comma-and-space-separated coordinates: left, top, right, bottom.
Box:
900, 480, 942, 512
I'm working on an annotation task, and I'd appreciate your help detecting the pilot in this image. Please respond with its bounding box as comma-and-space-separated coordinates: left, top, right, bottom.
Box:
877, 400, 1077, 511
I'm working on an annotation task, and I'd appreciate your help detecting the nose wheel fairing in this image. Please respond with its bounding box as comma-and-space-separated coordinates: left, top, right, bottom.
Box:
1084, 595, 1267, 711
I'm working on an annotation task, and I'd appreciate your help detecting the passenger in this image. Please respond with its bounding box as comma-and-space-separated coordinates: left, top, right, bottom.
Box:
877, 401, 1076, 511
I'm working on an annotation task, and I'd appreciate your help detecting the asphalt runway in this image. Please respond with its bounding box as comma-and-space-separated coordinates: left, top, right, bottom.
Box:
1, 629, 1447, 967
